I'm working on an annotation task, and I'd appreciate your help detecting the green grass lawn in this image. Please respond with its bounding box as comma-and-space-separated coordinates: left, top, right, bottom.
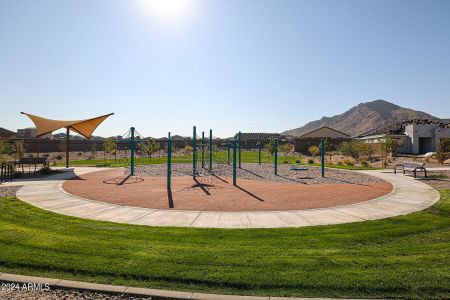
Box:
56, 150, 374, 170
0, 192, 449, 298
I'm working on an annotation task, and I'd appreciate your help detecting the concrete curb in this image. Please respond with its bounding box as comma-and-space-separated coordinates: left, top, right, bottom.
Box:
0, 272, 369, 300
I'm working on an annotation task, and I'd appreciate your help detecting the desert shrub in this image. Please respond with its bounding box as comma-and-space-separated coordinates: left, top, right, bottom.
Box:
281, 143, 293, 157
295, 159, 301, 164
142, 139, 159, 161
78, 152, 82, 156
339, 140, 373, 161
283, 160, 288, 164
265, 139, 275, 156
0, 139, 16, 156
308, 159, 314, 164
343, 159, 354, 166
54, 155, 62, 160
436, 137, 450, 165
336, 161, 343, 166
184, 145, 193, 157
308, 146, 319, 157
360, 160, 369, 168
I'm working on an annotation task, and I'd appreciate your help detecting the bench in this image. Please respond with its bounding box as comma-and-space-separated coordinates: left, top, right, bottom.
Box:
394, 162, 427, 178
16, 157, 49, 174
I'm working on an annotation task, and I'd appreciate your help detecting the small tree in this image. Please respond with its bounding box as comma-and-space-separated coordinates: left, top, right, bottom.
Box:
436, 138, 450, 165
0, 139, 15, 162
142, 140, 160, 162
265, 139, 275, 156
319, 141, 333, 164
359, 143, 374, 161
91, 141, 97, 159
308, 145, 319, 157
14, 140, 25, 160
184, 145, 193, 157
281, 143, 293, 159
379, 136, 394, 168
59, 139, 66, 156
103, 139, 117, 164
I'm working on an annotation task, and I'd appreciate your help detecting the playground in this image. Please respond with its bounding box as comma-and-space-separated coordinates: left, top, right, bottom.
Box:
63, 164, 391, 211
58, 126, 391, 212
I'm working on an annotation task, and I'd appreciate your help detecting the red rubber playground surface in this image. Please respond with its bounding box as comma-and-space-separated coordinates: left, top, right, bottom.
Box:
62, 168, 393, 211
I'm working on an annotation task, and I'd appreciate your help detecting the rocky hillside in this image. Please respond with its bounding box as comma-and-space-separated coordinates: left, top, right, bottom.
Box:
283, 99, 438, 137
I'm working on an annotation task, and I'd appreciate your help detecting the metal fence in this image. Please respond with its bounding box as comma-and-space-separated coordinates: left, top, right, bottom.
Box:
0, 162, 13, 183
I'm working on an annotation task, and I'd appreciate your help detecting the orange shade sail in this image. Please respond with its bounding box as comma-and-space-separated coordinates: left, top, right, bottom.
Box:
21, 112, 114, 138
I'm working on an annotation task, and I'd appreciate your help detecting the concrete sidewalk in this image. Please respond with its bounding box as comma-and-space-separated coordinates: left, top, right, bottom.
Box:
8, 167, 440, 228
0, 272, 369, 300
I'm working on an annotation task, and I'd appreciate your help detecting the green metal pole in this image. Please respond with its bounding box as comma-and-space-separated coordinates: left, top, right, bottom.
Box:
130, 127, 135, 176
209, 129, 213, 170
233, 139, 237, 186
201, 131, 205, 169
227, 144, 230, 165
167, 132, 172, 190
193, 126, 197, 178
274, 138, 278, 175
238, 131, 241, 169
258, 142, 261, 165
321, 139, 325, 177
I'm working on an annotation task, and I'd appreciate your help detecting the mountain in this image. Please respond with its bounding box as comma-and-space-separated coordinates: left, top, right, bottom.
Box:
0, 127, 16, 138
283, 99, 438, 137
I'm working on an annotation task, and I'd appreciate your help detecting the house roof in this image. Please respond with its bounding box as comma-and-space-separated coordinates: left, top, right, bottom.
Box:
232, 132, 285, 141
357, 118, 450, 138
300, 126, 350, 138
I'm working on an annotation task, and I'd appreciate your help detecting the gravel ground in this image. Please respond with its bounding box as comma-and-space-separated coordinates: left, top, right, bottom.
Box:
127, 163, 384, 185
0, 288, 152, 300
0, 185, 22, 198
418, 170, 450, 190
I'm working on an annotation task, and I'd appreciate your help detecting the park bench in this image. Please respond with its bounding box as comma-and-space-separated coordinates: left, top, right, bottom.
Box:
16, 157, 49, 174
394, 162, 427, 178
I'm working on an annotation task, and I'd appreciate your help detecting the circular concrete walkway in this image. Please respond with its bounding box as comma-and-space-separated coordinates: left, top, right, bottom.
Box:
11, 167, 440, 228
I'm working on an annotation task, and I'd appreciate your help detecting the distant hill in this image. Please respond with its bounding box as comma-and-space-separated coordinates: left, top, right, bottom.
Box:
283, 99, 438, 137
0, 127, 16, 138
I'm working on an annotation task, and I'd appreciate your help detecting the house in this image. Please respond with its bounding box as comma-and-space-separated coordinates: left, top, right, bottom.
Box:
17, 127, 52, 139
357, 118, 450, 154
293, 126, 350, 153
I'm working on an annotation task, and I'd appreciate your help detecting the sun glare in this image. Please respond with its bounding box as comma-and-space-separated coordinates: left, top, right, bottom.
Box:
139, 0, 193, 20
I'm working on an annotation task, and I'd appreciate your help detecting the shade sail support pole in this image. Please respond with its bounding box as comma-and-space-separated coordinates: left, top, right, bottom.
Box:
66, 127, 70, 168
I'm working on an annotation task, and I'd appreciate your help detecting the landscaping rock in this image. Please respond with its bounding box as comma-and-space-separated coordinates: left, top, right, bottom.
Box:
126, 163, 384, 185
0, 185, 22, 198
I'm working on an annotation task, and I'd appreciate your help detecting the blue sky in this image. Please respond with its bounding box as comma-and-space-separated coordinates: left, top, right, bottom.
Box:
1, 0, 449, 138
